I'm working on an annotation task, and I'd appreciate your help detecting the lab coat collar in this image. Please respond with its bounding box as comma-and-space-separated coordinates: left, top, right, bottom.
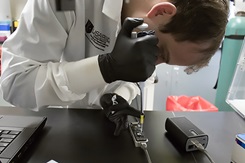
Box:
102, 0, 123, 22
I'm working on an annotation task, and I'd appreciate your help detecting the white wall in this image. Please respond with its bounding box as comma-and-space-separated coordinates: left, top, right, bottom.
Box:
10, 0, 27, 20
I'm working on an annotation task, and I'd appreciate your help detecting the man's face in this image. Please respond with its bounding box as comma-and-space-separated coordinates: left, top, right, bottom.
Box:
155, 31, 209, 66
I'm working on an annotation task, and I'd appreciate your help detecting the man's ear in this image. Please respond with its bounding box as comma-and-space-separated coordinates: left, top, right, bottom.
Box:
146, 2, 176, 18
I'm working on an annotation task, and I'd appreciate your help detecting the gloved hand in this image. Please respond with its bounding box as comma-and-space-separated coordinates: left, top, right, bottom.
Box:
100, 93, 141, 136
98, 17, 159, 83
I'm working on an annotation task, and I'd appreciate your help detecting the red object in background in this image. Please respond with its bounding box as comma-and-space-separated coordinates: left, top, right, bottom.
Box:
166, 95, 218, 112
0, 46, 2, 74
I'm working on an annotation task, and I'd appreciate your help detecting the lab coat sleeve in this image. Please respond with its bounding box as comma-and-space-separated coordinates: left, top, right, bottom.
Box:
0, 0, 106, 110
114, 82, 140, 104
113, 71, 156, 105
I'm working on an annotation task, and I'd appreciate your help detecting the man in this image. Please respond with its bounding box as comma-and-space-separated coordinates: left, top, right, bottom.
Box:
0, 0, 228, 134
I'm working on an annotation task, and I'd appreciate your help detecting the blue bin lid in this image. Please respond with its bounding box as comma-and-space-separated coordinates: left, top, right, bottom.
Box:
0, 24, 11, 31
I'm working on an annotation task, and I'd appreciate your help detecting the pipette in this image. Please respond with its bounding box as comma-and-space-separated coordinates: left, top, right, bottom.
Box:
131, 23, 150, 133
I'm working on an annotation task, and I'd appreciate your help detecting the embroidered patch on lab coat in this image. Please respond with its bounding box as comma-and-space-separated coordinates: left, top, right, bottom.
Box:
85, 19, 110, 51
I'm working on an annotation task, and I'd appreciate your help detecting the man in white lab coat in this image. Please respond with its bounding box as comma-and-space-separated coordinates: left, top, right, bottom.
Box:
0, 0, 228, 135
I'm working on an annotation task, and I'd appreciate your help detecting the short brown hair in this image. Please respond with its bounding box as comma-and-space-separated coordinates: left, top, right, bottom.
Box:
160, 0, 229, 71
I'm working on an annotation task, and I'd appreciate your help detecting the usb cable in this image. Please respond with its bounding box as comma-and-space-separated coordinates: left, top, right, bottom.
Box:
139, 142, 152, 163
191, 140, 215, 163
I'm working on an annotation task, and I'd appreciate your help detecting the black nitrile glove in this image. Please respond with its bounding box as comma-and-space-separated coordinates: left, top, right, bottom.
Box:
98, 17, 159, 83
100, 93, 141, 136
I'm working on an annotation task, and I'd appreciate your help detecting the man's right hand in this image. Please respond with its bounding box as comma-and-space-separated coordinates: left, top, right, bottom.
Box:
98, 17, 159, 83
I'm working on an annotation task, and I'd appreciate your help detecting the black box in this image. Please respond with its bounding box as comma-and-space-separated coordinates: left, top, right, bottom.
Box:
165, 116, 208, 152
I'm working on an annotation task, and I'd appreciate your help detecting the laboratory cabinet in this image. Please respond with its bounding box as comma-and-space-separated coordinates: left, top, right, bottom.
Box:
227, 39, 245, 117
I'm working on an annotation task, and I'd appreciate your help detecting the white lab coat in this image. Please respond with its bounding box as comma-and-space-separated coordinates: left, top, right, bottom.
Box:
0, 0, 141, 110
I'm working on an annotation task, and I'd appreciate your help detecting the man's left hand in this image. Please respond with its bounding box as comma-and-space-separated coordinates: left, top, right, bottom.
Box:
100, 93, 141, 136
